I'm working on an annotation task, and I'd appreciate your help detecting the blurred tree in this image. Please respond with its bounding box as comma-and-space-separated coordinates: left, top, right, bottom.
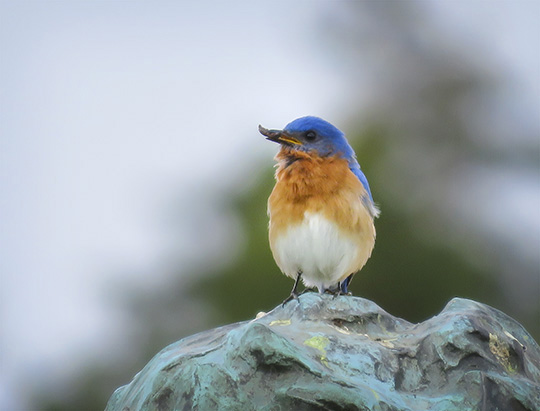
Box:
328, 1, 539, 330
34, 1, 539, 410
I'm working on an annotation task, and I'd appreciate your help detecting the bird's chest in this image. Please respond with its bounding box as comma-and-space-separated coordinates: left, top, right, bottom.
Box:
268, 156, 366, 232
267, 156, 376, 287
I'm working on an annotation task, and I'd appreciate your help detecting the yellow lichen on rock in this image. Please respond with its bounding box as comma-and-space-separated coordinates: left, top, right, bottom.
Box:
489, 332, 517, 375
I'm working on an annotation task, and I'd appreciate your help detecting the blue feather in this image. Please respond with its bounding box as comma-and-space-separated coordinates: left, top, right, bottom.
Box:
284, 116, 375, 201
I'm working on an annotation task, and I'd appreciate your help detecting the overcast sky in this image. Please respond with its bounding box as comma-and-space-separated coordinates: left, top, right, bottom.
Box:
1, 1, 538, 409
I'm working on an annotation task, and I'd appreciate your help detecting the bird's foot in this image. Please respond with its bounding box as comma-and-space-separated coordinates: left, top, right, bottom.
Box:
332, 289, 353, 299
323, 285, 341, 298
281, 292, 298, 307
323, 284, 352, 298
298, 288, 315, 296
281, 288, 314, 307
282, 272, 305, 307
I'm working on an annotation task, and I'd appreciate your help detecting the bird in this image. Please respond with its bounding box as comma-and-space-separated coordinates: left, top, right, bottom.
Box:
259, 116, 380, 303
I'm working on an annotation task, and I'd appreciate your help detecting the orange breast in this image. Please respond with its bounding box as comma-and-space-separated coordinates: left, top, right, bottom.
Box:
268, 149, 374, 236
268, 148, 376, 280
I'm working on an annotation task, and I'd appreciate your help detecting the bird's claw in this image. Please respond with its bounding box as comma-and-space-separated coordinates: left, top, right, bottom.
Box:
281, 292, 298, 307
332, 290, 352, 299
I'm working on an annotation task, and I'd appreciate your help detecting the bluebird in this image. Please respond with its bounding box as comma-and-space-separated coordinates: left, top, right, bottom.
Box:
259, 116, 380, 302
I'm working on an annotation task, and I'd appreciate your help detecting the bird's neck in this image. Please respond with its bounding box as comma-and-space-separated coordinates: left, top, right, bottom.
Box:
273, 147, 352, 195
275, 147, 312, 168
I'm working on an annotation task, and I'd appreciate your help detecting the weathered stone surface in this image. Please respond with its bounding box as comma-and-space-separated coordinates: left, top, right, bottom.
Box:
106, 294, 540, 411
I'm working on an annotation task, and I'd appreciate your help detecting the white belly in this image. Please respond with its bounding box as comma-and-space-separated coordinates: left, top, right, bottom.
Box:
270, 212, 360, 292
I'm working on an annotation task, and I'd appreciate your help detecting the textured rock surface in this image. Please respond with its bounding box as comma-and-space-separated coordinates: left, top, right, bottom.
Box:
106, 294, 540, 411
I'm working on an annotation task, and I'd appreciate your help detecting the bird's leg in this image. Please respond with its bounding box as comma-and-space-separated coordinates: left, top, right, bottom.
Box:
323, 282, 345, 298
338, 274, 354, 296
331, 275, 354, 298
281, 271, 302, 306
332, 286, 343, 299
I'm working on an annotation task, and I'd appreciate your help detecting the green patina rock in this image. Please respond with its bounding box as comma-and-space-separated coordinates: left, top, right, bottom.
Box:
106, 294, 540, 410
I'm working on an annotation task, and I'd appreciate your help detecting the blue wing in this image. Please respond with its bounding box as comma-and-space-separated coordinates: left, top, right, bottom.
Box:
351, 166, 374, 200
350, 163, 380, 218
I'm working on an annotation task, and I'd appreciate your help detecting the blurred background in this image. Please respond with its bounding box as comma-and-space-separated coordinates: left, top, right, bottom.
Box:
1, 1, 539, 410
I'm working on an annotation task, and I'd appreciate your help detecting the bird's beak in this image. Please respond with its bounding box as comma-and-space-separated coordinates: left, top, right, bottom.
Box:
258, 125, 303, 146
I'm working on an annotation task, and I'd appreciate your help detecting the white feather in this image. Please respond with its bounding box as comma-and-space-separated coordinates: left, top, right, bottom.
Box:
271, 212, 360, 292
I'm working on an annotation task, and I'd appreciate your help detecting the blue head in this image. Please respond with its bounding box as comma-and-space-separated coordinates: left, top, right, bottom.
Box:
259, 116, 355, 160
259, 116, 377, 205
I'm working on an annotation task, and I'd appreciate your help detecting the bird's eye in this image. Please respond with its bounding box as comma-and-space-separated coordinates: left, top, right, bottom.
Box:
305, 130, 317, 141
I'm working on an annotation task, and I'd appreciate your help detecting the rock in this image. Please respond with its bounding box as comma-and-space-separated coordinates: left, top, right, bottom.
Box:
106, 294, 540, 411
